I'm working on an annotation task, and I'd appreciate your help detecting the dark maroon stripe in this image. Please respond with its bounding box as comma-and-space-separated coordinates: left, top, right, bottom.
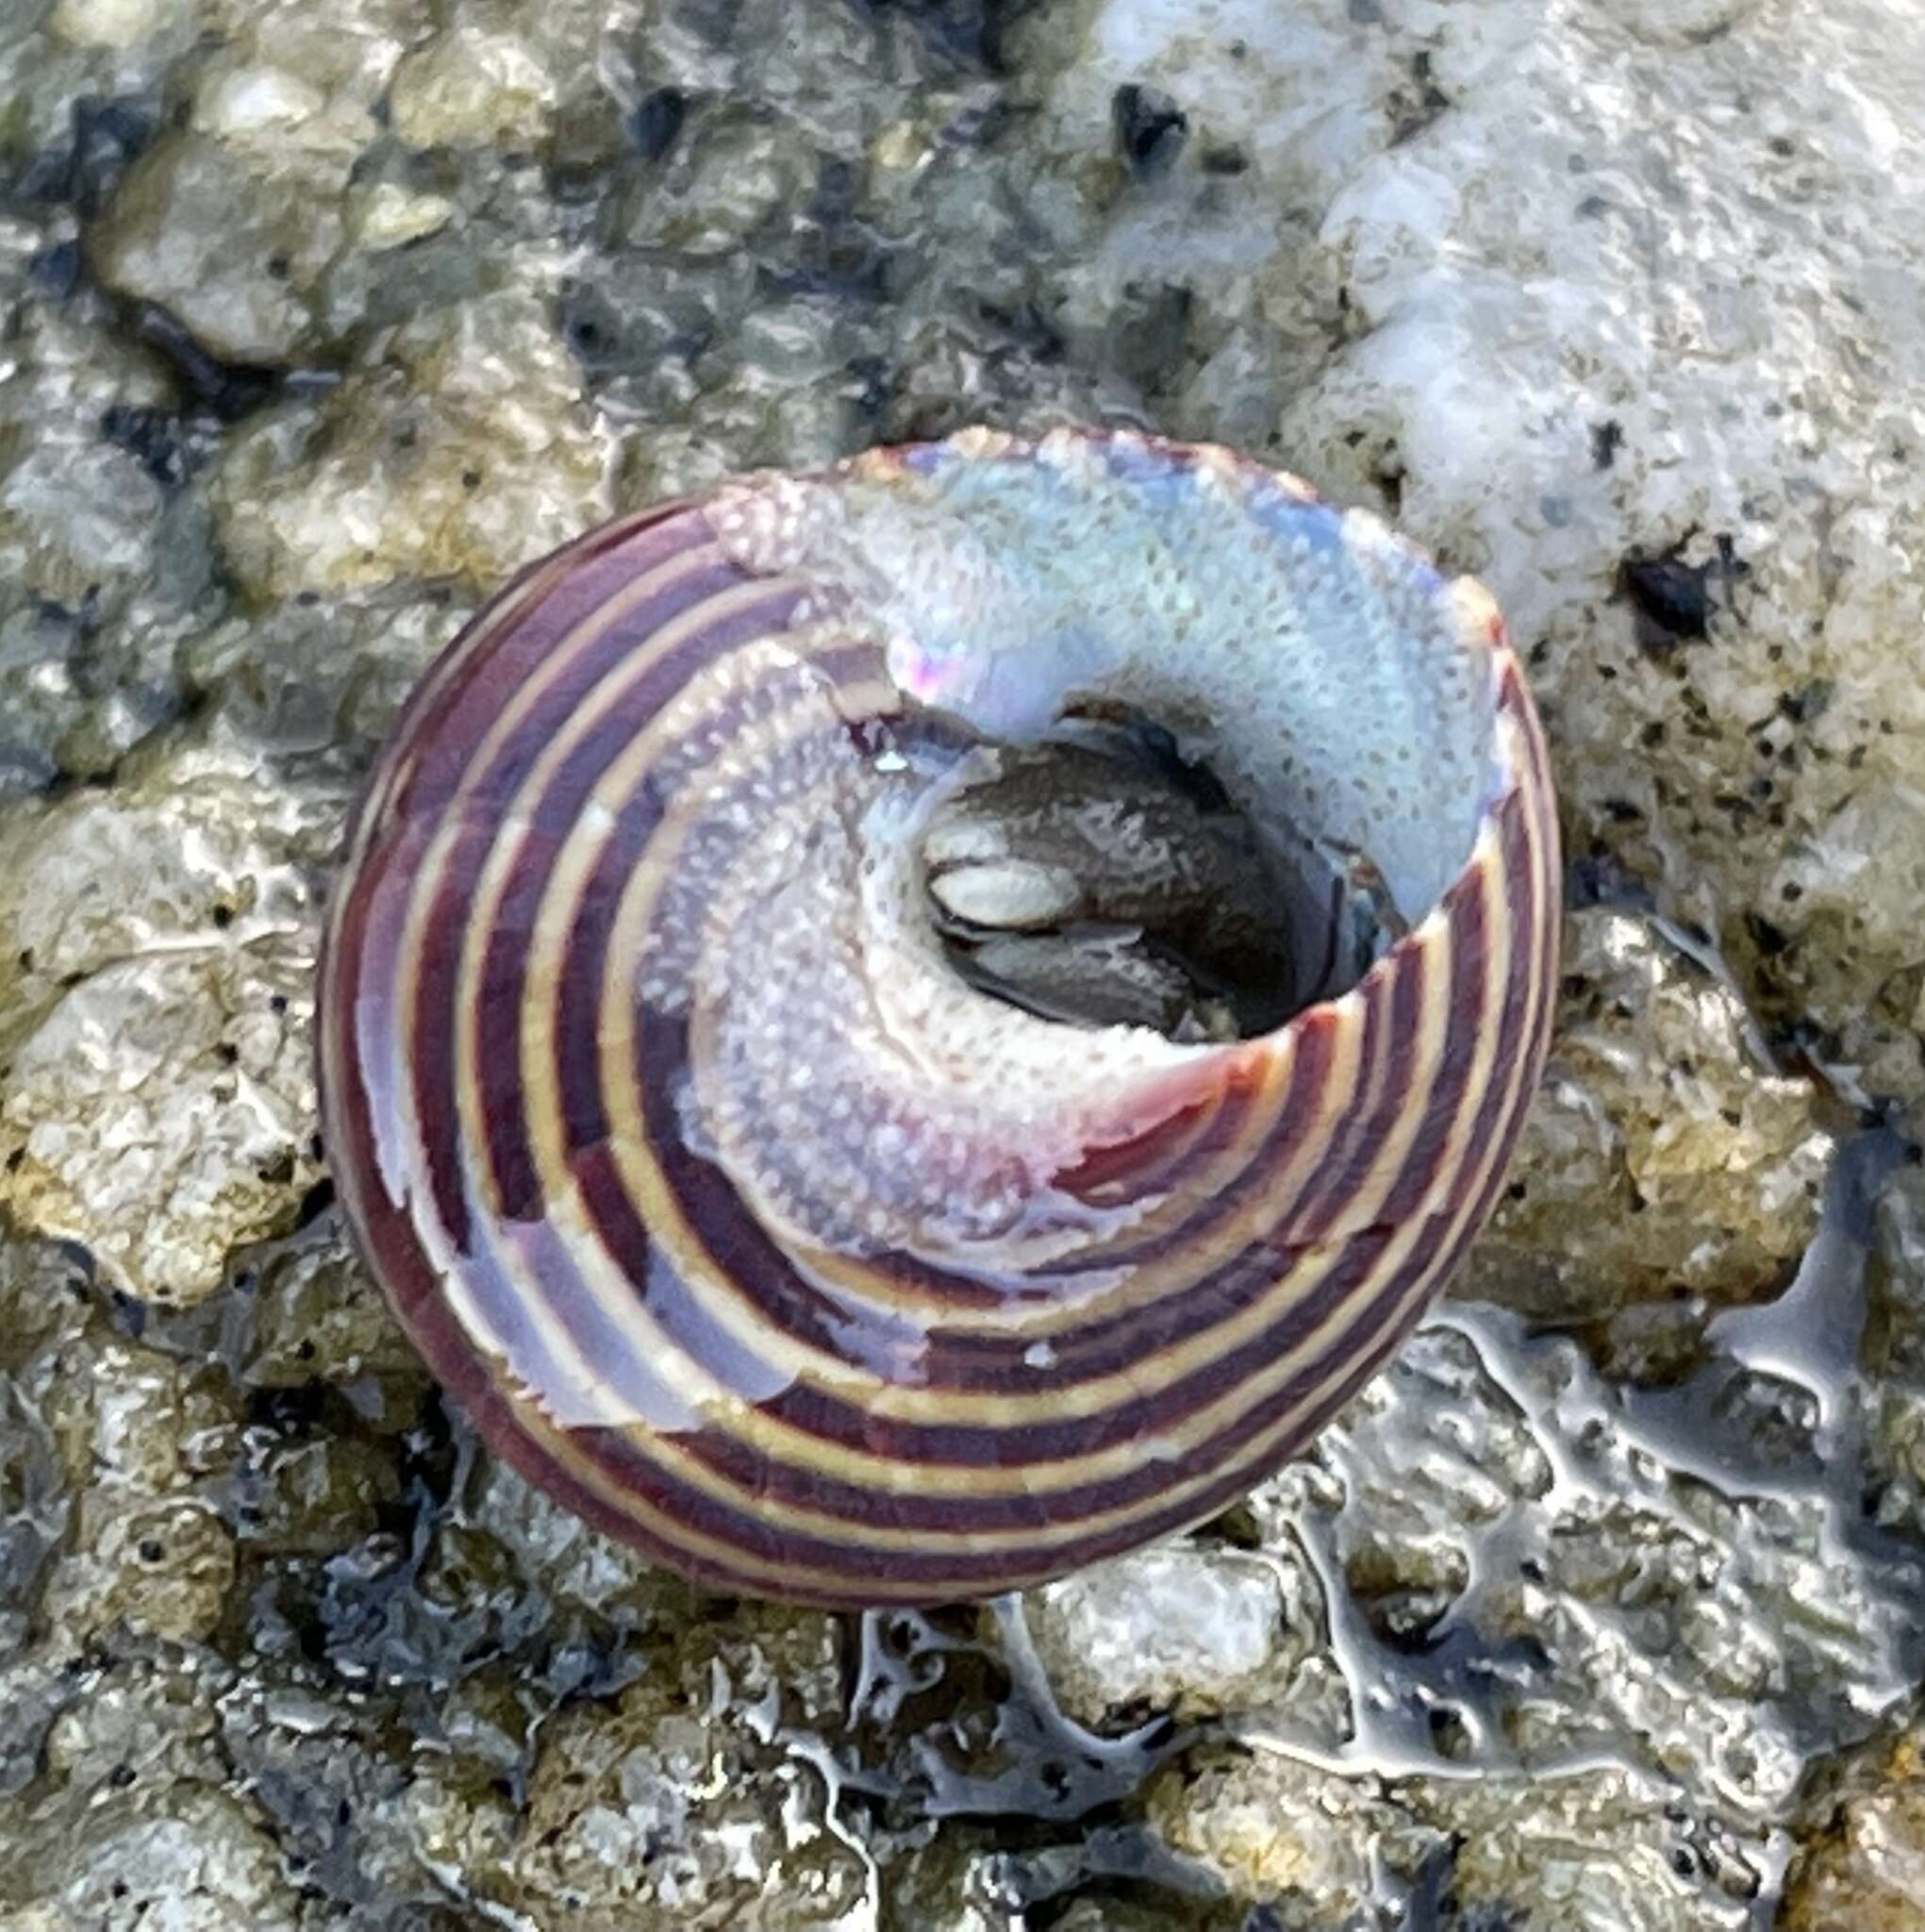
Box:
1036, 891, 1457, 1284
384, 508, 721, 825
1052, 1083, 1233, 1204
444, 551, 757, 857
315, 479, 1562, 1610
1036, 942, 1401, 1314
912, 1034, 1365, 1391
316, 1045, 979, 1594
447, 677, 1348, 1382
1447, 756, 1555, 1224
1008, 997, 1363, 1284
594, 1108, 1395, 1477
588, 994, 1338, 1399
1280, 942, 1419, 1241
1374, 773, 1546, 1317
549, 642, 896, 1161
404, 811, 497, 1251
970, 787, 1551, 1518
1378, 874, 1491, 1224
458, 972, 1402, 1491
338, 625, 1544, 1591
340, 515, 655, 857
454, 581, 814, 1219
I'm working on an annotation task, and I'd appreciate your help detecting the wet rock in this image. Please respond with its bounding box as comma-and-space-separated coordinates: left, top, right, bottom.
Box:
211, 291, 613, 596
1784, 1723, 1925, 1929
85, 0, 423, 367
606, 108, 818, 258
0, 1782, 300, 1929
1110, 83, 1187, 177
1144, 1744, 1386, 1917
1019, 1543, 1317, 1724
0, 31, 174, 205
505, 1692, 870, 1926
236, 1222, 432, 1424
216, 1679, 447, 1912
1170, 1289, 1925, 1922
0, 277, 207, 787
404, 1577, 867, 1928
191, 0, 421, 158
467, 1457, 690, 1630
0, 941, 321, 1309
88, 130, 345, 367
1865, 1162, 1925, 1541
1428, 1768, 1766, 1930
390, 27, 559, 151
0, 441, 164, 611
1468, 908, 1835, 1322
231, 1434, 403, 1557
0, 740, 331, 1307
41, 1493, 239, 1645
346, 179, 458, 252
179, 586, 470, 772
5, 1313, 241, 1649
48, 0, 192, 49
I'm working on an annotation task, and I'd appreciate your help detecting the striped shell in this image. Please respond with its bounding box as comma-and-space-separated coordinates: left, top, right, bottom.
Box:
317, 426, 1559, 1608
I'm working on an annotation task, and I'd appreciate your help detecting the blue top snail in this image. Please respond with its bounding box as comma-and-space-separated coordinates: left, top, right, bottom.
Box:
316, 425, 1559, 1607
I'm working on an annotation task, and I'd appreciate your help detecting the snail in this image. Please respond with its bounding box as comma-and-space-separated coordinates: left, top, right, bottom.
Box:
317, 425, 1558, 1607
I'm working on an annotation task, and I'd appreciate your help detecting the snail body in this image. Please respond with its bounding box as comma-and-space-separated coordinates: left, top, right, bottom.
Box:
318, 426, 1558, 1607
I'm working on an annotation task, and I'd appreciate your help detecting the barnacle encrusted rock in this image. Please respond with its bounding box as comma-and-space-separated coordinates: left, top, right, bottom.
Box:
89, 130, 346, 366
0, 741, 329, 1307
1020, 1543, 1322, 1724
1468, 908, 1835, 1320
388, 26, 559, 150
1784, 1723, 1925, 1929
210, 291, 613, 595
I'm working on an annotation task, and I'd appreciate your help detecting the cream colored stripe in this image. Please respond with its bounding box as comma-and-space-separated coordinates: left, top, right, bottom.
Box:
382, 543, 775, 1409
437, 582, 819, 1423
362, 532, 730, 1024
342, 517, 671, 888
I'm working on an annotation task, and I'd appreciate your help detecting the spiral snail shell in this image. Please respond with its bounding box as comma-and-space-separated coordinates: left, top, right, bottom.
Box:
317, 425, 1559, 1607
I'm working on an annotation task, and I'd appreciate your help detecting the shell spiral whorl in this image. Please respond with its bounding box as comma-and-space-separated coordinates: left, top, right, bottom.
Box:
317, 426, 1560, 1607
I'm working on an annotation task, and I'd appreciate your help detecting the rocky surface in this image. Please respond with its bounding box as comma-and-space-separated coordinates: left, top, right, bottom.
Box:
1784, 1720, 1925, 1929
0, 0, 1922, 1926
1472, 907, 1835, 1330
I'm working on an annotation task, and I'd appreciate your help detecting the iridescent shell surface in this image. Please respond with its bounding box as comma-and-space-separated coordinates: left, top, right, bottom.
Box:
317, 426, 1560, 1607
